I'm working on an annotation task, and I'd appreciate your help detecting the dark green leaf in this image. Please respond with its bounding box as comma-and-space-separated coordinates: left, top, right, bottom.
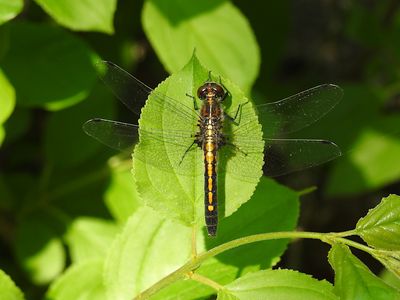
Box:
328, 244, 400, 300
44, 82, 116, 169
46, 260, 107, 300
218, 269, 338, 300
142, 0, 260, 92
134, 54, 263, 227
34, 0, 116, 34
65, 217, 119, 263
0, 0, 23, 25
356, 194, 400, 250
0, 269, 24, 300
2, 22, 98, 110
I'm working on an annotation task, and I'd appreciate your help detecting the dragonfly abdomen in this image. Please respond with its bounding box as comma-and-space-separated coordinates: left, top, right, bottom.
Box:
203, 119, 219, 237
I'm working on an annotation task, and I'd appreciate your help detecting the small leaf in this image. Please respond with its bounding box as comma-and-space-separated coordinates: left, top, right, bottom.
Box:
0, 269, 24, 300
65, 217, 119, 263
0, 67, 15, 124
218, 269, 338, 300
103, 207, 192, 299
0, 0, 23, 25
373, 249, 400, 279
134, 54, 263, 228
2, 22, 98, 109
142, 0, 260, 92
104, 166, 142, 223
328, 244, 400, 300
356, 194, 400, 250
46, 260, 107, 300
34, 0, 116, 34
15, 212, 66, 284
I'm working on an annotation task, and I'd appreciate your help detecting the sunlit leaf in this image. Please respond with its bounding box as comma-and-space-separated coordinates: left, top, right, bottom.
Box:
356, 194, 400, 250
142, 0, 260, 92
46, 260, 107, 300
104, 166, 142, 223
328, 244, 400, 299
0, 269, 24, 300
103, 207, 192, 299
34, 0, 116, 34
65, 217, 119, 263
15, 212, 66, 284
217, 269, 338, 300
150, 177, 299, 299
0, 0, 23, 25
2, 22, 98, 110
134, 54, 263, 228
0, 67, 15, 124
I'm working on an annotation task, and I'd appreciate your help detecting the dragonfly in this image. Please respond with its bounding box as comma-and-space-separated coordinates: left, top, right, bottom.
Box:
83, 61, 343, 236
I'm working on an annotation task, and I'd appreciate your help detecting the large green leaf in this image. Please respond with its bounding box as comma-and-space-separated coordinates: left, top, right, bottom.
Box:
15, 212, 66, 284
34, 0, 116, 34
0, 269, 24, 300
134, 54, 263, 227
218, 269, 338, 300
328, 244, 400, 300
142, 0, 260, 92
46, 260, 107, 300
0, 67, 15, 124
1, 22, 98, 110
150, 177, 299, 299
65, 217, 119, 263
103, 207, 192, 299
356, 194, 400, 250
44, 82, 116, 169
0, 0, 23, 25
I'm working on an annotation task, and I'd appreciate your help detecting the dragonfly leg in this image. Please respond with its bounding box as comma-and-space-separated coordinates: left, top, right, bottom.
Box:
185, 93, 199, 110
220, 135, 248, 156
179, 140, 200, 165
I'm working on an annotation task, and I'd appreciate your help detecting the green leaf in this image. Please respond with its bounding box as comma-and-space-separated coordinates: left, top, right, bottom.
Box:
373, 250, 400, 279
3, 108, 31, 144
381, 269, 400, 290
134, 54, 263, 228
0, 67, 15, 124
0, 269, 24, 300
44, 82, 116, 169
104, 166, 142, 223
150, 177, 299, 300
15, 212, 66, 284
34, 0, 116, 34
46, 260, 107, 300
0, 0, 23, 25
356, 194, 400, 250
328, 244, 400, 300
2, 22, 98, 110
104, 207, 192, 299
65, 217, 119, 263
142, 0, 260, 92
218, 269, 338, 300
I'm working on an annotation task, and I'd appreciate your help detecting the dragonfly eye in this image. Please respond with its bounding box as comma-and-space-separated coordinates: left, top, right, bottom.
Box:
197, 85, 208, 100
213, 84, 226, 100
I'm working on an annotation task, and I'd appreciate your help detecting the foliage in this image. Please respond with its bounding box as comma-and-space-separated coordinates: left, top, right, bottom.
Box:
1, 0, 400, 300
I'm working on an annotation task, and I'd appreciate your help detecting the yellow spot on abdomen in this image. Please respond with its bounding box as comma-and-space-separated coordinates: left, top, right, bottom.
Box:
206, 152, 214, 163
208, 177, 213, 191
208, 192, 213, 204
208, 205, 214, 211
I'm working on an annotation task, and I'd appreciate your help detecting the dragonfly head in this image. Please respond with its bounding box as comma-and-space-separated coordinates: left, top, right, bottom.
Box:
197, 82, 226, 101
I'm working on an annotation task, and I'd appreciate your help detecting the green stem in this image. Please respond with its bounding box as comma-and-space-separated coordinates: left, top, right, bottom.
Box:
134, 230, 373, 299
188, 272, 224, 291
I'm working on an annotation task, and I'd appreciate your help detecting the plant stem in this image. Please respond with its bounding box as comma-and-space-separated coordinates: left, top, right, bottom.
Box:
188, 272, 224, 291
134, 230, 374, 299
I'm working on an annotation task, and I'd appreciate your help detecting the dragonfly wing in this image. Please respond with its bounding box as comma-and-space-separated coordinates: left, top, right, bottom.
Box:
240, 84, 343, 137
264, 138, 342, 177
83, 118, 138, 151
97, 61, 199, 122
